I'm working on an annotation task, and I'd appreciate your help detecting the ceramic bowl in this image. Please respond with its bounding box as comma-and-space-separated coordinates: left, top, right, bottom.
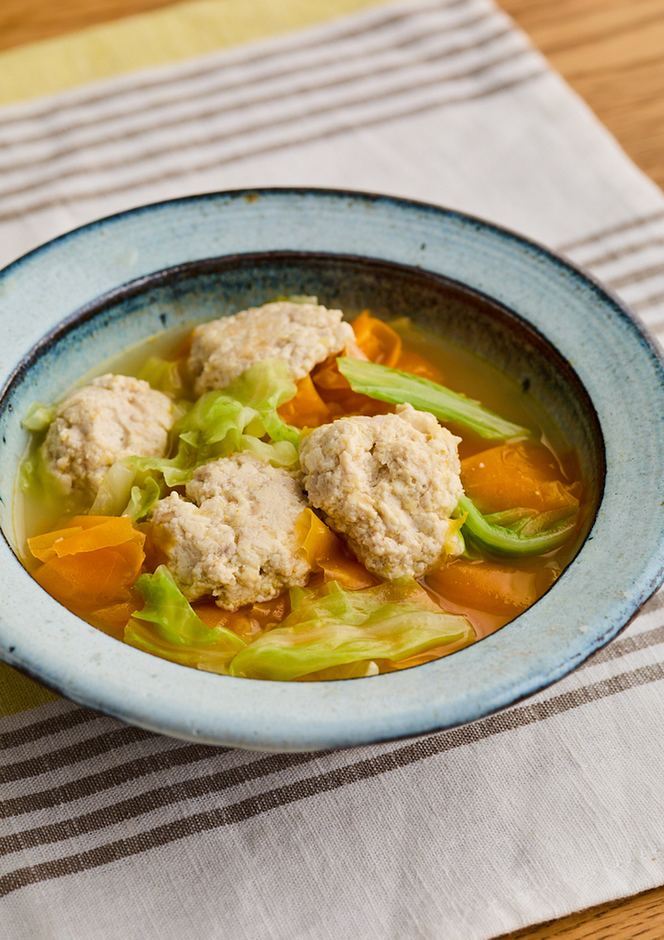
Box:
1, 188, 663, 751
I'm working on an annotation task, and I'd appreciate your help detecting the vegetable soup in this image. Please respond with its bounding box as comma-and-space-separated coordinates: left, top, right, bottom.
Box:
16, 291, 591, 683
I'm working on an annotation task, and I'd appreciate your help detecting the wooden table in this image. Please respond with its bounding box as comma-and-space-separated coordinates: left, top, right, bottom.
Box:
1, 0, 663, 937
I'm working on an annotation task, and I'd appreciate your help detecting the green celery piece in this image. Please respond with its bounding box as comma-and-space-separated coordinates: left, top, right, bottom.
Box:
458, 494, 577, 556
228, 579, 474, 681
337, 356, 529, 440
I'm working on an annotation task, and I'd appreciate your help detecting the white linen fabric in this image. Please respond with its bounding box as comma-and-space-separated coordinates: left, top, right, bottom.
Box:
2, 1, 664, 938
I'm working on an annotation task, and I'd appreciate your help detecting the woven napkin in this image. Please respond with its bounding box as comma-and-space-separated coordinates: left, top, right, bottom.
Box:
3, 1, 664, 938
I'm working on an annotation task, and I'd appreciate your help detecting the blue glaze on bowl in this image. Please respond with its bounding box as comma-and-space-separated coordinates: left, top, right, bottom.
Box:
0, 188, 663, 751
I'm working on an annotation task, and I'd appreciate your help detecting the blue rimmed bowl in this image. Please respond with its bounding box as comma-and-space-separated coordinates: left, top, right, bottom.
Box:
0, 188, 663, 751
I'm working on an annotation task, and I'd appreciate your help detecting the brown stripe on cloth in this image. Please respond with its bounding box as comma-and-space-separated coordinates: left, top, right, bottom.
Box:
628, 289, 664, 316
556, 209, 664, 254
0, 0, 472, 133
2, 661, 663, 898
0, 65, 544, 225
8, 626, 664, 855
570, 234, 664, 271
1, 30, 526, 201
0, 742, 226, 819
0, 726, 154, 786
0, 707, 100, 751
0, 3, 495, 150
605, 260, 664, 291
0, 749, 328, 856
576, 621, 664, 671
6, 619, 664, 821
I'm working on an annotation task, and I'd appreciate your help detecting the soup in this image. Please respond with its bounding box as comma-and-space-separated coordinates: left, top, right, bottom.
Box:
15, 290, 590, 682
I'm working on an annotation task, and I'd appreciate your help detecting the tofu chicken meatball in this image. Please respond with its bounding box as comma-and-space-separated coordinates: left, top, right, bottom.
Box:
188, 300, 354, 394
150, 452, 312, 610
43, 374, 174, 496
299, 404, 463, 580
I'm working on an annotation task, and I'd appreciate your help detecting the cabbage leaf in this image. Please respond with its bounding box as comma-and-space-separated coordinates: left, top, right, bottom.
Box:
337, 356, 529, 440
125, 358, 300, 489
458, 494, 578, 556
89, 358, 301, 516
125, 565, 246, 673
228, 579, 474, 681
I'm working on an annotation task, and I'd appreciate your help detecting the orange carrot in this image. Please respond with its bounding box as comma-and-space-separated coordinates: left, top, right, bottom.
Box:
32, 541, 145, 606
395, 348, 445, 383
309, 356, 391, 420
296, 509, 378, 590
295, 312, 407, 421
460, 442, 579, 514
28, 516, 146, 637
193, 594, 291, 642
88, 599, 143, 639
278, 373, 331, 428
27, 526, 85, 563
28, 515, 143, 563
351, 311, 402, 367
427, 558, 555, 616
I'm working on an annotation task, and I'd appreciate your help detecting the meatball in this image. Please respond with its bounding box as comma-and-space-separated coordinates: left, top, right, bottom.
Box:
43, 374, 174, 495
150, 452, 312, 609
188, 300, 354, 394
299, 404, 463, 580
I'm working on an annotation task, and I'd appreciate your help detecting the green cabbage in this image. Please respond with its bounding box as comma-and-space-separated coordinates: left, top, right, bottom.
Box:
458, 494, 578, 556
88, 357, 301, 516
125, 566, 246, 673
137, 356, 184, 397
124, 475, 162, 521
228, 579, 475, 681
125, 571, 474, 681
21, 402, 55, 432
337, 356, 529, 440
123, 358, 301, 489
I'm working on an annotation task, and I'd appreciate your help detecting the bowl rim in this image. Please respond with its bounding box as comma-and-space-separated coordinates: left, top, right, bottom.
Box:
1, 186, 664, 752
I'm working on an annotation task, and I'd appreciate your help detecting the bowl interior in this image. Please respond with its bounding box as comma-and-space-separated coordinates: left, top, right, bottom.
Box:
3, 185, 658, 753
2, 250, 604, 558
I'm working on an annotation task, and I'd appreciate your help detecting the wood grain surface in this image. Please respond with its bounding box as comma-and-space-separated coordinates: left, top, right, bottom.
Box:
0, 0, 182, 51
1, 0, 664, 937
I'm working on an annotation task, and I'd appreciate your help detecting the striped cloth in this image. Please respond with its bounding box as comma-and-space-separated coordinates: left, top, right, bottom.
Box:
2, 1, 664, 938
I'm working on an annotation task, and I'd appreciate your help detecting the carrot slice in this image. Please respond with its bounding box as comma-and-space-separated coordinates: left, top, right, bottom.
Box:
29, 516, 146, 631
27, 526, 85, 563
28, 515, 143, 562
460, 442, 579, 514
88, 598, 143, 640
296, 509, 378, 590
310, 357, 394, 419
303, 311, 407, 418
33, 541, 145, 606
395, 349, 445, 383
278, 373, 331, 428
193, 594, 291, 642
351, 311, 402, 367
427, 558, 554, 617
